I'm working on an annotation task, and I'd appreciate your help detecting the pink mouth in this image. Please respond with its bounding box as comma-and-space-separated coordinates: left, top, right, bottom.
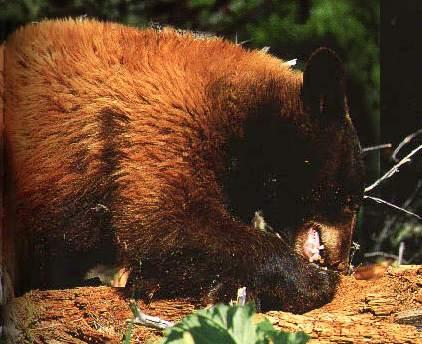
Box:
303, 228, 324, 263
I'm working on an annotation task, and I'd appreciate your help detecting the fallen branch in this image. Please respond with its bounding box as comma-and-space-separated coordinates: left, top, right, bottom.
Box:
127, 299, 174, 330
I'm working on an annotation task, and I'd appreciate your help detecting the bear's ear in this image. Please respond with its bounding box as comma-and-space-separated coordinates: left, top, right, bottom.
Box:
302, 47, 346, 119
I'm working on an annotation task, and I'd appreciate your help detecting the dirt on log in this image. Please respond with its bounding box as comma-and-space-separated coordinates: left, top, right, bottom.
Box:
2, 265, 422, 343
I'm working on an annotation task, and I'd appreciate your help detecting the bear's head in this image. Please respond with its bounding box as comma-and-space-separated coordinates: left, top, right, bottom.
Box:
224, 48, 365, 272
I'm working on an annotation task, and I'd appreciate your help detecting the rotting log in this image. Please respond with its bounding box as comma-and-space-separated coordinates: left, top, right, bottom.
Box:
3, 265, 422, 343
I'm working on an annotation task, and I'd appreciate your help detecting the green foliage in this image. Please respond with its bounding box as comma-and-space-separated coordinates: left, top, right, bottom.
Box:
162, 303, 309, 344
389, 219, 422, 263
392, 222, 422, 246
0, 0, 47, 21
123, 320, 133, 344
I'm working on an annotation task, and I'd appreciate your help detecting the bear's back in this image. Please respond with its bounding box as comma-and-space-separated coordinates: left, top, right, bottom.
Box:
4, 19, 301, 221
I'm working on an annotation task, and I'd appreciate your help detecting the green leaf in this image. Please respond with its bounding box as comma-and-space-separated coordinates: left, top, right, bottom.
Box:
123, 321, 133, 344
255, 319, 309, 344
162, 303, 309, 344
273, 331, 310, 344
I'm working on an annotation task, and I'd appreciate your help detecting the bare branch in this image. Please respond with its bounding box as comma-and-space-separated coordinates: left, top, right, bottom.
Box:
373, 180, 422, 251
364, 251, 398, 259
392, 128, 422, 162
364, 251, 408, 263
364, 195, 422, 220
362, 143, 392, 154
364, 144, 422, 193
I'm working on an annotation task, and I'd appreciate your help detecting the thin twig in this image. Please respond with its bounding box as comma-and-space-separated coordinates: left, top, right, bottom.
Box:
373, 180, 422, 251
364, 195, 422, 220
408, 251, 422, 264
362, 143, 392, 154
284, 58, 297, 66
365, 250, 409, 264
398, 242, 405, 265
392, 129, 422, 162
239, 39, 252, 45
364, 251, 406, 262
364, 144, 422, 193
347, 241, 360, 275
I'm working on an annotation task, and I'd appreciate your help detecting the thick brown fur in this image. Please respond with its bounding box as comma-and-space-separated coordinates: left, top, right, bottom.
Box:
4, 19, 364, 313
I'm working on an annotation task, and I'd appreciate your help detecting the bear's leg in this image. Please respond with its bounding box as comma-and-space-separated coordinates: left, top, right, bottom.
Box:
126, 212, 338, 313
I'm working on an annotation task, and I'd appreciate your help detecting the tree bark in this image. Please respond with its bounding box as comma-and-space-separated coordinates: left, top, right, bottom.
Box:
3, 265, 422, 343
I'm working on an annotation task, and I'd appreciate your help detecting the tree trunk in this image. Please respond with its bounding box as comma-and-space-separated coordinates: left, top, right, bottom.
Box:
3, 265, 422, 343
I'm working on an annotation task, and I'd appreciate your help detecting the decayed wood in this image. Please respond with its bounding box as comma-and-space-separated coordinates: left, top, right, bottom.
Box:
396, 309, 422, 327
3, 266, 422, 343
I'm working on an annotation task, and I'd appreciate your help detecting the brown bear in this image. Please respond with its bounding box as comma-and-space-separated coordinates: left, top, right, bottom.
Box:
3, 19, 364, 313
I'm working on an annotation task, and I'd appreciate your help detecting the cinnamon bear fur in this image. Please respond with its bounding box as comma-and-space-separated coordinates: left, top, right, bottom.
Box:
4, 19, 364, 313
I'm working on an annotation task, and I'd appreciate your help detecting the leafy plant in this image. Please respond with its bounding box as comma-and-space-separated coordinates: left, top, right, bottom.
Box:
162, 303, 309, 344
